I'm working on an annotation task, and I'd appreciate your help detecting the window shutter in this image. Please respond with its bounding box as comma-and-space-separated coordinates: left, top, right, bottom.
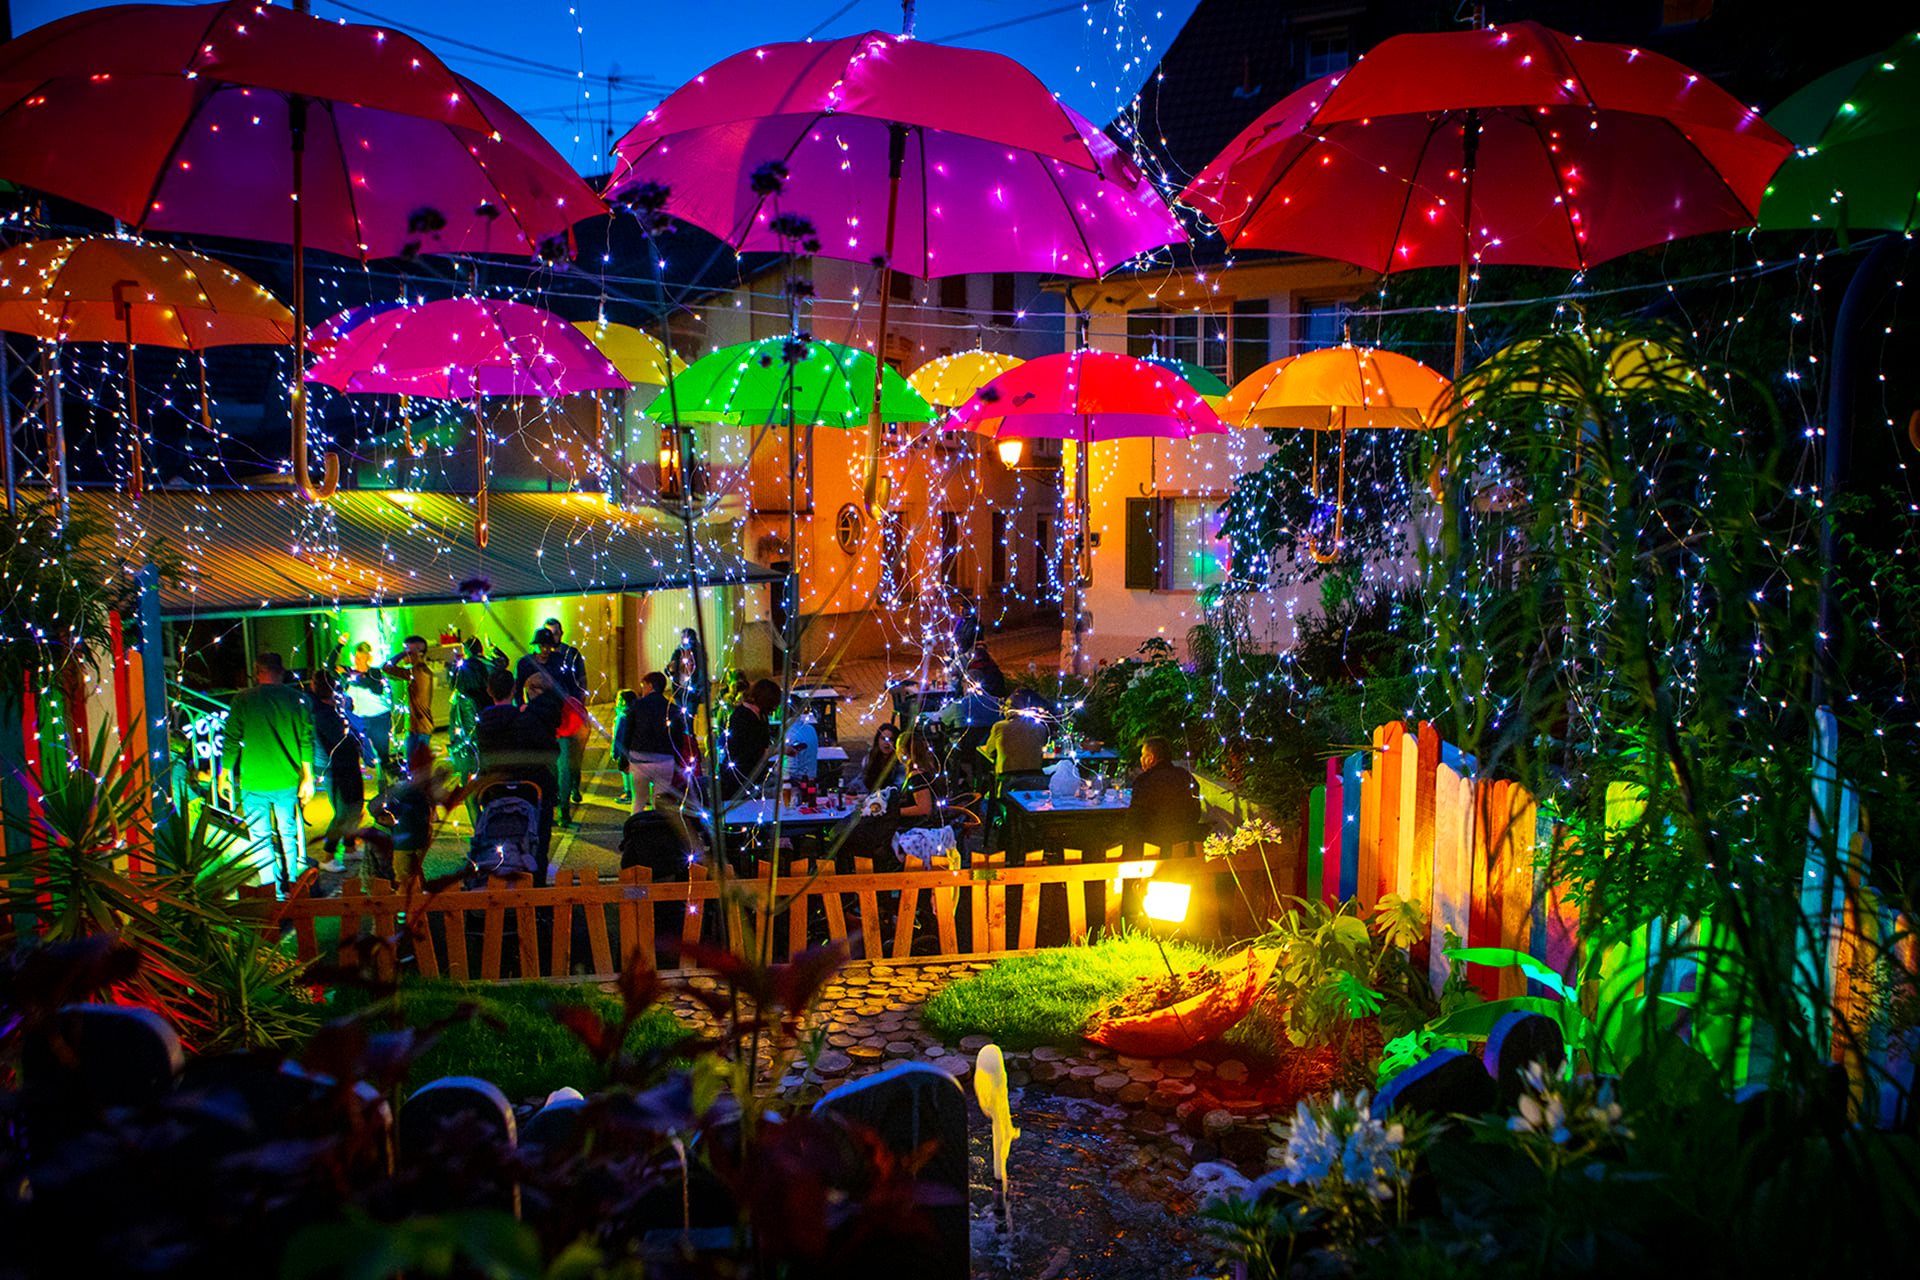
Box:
1125, 497, 1161, 590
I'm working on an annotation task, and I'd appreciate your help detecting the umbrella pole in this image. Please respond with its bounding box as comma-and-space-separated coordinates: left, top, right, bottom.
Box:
863, 122, 910, 515
41, 341, 66, 525
0, 337, 14, 515
472, 400, 489, 549
115, 282, 142, 501
288, 88, 338, 503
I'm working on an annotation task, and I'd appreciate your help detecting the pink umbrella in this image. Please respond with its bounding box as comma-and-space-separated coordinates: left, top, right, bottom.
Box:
606, 29, 1185, 508
307, 297, 625, 545
948, 351, 1224, 592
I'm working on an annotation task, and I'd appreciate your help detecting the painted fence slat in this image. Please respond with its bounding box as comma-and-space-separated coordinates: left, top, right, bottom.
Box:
1305, 782, 1326, 907
1357, 726, 1386, 909
1322, 755, 1344, 908
1340, 751, 1363, 902
1430, 762, 1473, 995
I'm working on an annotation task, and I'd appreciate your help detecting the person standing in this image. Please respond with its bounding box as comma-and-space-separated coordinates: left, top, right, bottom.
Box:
341, 641, 394, 782
475, 666, 559, 881
218, 652, 315, 890
625, 671, 689, 810
670, 626, 708, 723
386, 636, 435, 758
542, 616, 591, 807
609, 687, 640, 805
308, 668, 365, 878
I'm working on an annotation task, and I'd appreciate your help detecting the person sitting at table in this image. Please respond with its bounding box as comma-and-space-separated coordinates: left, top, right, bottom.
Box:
853, 722, 906, 795
938, 680, 1002, 790
966, 643, 1008, 698
834, 730, 938, 870
1126, 735, 1207, 856
783, 699, 820, 786
722, 677, 780, 799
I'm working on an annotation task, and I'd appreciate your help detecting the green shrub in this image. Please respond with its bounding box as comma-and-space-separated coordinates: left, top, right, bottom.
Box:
332, 979, 692, 1101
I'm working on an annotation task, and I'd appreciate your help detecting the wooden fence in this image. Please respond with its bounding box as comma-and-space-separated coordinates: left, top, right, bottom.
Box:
1300, 718, 1916, 1116
258, 844, 1281, 983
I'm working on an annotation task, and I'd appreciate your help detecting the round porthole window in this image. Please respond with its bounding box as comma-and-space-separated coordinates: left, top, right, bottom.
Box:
836, 503, 865, 555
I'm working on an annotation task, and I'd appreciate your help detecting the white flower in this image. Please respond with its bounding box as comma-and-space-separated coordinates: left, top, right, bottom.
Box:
1281, 1100, 1341, 1185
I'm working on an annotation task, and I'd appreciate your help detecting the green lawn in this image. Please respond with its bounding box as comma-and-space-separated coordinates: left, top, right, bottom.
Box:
331, 979, 693, 1102
922, 932, 1280, 1060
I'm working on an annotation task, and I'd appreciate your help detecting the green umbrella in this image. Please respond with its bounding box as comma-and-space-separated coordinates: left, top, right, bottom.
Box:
656, 336, 933, 427
1140, 353, 1231, 398
365, 413, 465, 453
1759, 33, 1920, 236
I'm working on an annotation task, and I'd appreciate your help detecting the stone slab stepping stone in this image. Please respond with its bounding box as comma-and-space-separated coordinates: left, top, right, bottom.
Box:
1158, 1059, 1195, 1078
848, 1043, 885, 1062
1093, 1072, 1131, 1096
1128, 1067, 1164, 1084
1028, 1060, 1065, 1083
885, 1041, 919, 1058
958, 1034, 992, 1052
1214, 1060, 1248, 1083
814, 1050, 853, 1076
1117, 1082, 1152, 1105
1031, 1046, 1066, 1062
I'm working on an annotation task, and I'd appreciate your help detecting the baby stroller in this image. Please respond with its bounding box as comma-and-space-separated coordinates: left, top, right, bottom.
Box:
465, 780, 544, 888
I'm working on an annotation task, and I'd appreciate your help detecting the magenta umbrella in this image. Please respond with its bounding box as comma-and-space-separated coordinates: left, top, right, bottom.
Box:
606, 29, 1185, 509
307, 297, 625, 545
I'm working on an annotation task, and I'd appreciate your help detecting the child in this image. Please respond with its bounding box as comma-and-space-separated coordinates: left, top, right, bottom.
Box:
367, 740, 439, 887
609, 688, 640, 804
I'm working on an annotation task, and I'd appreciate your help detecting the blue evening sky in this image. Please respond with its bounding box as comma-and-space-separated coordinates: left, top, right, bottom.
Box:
15, 0, 1200, 173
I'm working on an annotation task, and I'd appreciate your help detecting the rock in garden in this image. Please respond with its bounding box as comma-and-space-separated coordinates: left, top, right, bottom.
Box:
1183, 1161, 1253, 1201
1201, 1108, 1236, 1139
1029, 1060, 1065, 1083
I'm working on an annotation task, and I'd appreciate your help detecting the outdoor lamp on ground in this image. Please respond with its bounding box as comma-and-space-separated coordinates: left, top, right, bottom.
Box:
996, 437, 1025, 469
1142, 879, 1192, 927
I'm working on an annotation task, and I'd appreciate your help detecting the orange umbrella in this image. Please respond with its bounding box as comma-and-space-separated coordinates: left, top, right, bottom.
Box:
0, 236, 294, 499
1220, 346, 1451, 561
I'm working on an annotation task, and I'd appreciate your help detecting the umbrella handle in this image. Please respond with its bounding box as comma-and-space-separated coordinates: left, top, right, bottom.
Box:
1307, 426, 1346, 564
473, 400, 489, 550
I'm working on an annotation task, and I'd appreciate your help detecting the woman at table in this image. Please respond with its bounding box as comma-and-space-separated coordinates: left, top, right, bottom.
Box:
834, 731, 938, 870
853, 722, 907, 794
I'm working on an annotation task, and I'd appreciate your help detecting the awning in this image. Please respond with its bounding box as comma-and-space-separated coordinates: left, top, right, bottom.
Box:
49, 487, 770, 618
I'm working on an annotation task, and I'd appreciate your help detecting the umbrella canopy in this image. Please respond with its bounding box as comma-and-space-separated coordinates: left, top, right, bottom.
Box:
1221, 346, 1448, 564
574, 320, 684, 387
1182, 21, 1789, 272
1221, 348, 1452, 431
305, 298, 627, 400
1141, 354, 1231, 399
910, 350, 1024, 411
662, 337, 932, 428
0, 1, 600, 261
606, 31, 1183, 279
1759, 33, 1920, 233
0, 235, 291, 348
310, 302, 408, 362
947, 351, 1227, 442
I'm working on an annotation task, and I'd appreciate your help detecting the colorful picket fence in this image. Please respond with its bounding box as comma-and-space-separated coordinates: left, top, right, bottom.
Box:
1298, 718, 1915, 1118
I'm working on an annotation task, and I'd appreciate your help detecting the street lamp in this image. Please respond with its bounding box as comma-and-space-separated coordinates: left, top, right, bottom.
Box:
996, 437, 1025, 469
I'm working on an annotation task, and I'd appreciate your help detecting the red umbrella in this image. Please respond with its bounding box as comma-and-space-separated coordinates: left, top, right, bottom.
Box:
0, 1, 602, 500
607, 27, 1184, 512
1181, 20, 1791, 377
947, 351, 1224, 591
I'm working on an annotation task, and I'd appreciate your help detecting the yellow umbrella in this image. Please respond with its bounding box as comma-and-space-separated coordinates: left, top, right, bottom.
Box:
573, 319, 684, 387
909, 350, 1024, 413
1220, 346, 1451, 562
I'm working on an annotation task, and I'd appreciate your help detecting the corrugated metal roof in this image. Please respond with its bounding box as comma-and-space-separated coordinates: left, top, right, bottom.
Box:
53, 487, 769, 618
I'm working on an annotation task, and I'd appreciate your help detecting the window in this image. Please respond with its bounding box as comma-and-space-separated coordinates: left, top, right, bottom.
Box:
990, 511, 1009, 586
939, 275, 969, 310
1124, 496, 1230, 591
1034, 514, 1059, 603
991, 273, 1016, 318
835, 503, 864, 555
939, 510, 961, 586
1231, 298, 1271, 381
1295, 298, 1353, 353
1127, 309, 1229, 379
889, 271, 914, 303
1303, 30, 1351, 79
